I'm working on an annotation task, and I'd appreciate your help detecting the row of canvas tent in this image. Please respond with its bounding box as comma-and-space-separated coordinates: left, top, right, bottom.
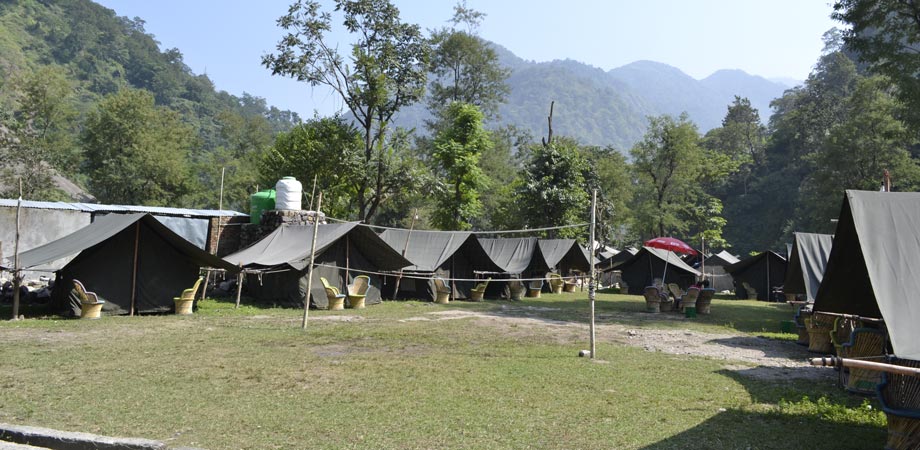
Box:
223, 224, 593, 308
2, 215, 589, 314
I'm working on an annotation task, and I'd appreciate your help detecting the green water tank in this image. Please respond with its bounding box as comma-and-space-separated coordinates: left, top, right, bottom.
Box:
250, 189, 276, 224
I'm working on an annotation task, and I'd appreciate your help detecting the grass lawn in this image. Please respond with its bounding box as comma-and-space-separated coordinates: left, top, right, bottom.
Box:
0, 293, 886, 449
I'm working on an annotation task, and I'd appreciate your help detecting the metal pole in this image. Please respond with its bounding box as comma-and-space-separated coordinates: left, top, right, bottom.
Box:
302, 192, 322, 330
11, 178, 22, 320
589, 189, 597, 359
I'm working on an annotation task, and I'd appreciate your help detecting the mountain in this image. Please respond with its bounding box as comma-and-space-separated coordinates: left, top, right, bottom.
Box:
394, 45, 790, 150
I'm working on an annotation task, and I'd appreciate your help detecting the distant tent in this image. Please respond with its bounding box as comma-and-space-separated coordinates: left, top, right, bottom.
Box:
617, 246, 700, 295
784, 232, 833, 302
378, 229, 502, 300
224, 223, 410, 308
814, 190, 920, 360
538, 239, 591, 274
600, 247, 638, 270
699, 250, 740, 292
724, 251, 787, 301
1, 213, 238, 315
478, 238, 551, 297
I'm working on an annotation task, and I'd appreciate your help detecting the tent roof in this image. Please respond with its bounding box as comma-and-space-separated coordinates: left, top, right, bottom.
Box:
708, 250, 740, 266
814, 190, 920, 360
724, 251, 786, 275
619, 246, 701, 276
378, 229, 502, 273
2, 213, 238, 271
0, 198, 245, 217
784, 232, 833, 302
478, 237, 547, 274
224, 222, 411, 271
538, 239, 591, 271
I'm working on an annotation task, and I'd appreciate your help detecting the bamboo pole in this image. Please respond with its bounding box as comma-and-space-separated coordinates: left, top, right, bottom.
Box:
129, 221, 139, 316
589, 189, 597, 359
235, 264, 243, 308
392, 209, 417, 299
302, 193, 322, 329
810, 356, 920, 377
11, 178, 22, 320
309, 175, 317, 211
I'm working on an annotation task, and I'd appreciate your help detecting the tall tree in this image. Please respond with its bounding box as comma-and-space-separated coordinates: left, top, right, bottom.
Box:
262, 0, 430, 222
427, 1, 510, 121
832, 0, 920, 130
81, 88, 196, 205
430, 102, 489, 230
517, 136, 590, 239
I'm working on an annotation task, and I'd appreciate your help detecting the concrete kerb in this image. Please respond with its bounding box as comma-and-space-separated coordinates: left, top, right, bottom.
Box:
0, 423, 170, 450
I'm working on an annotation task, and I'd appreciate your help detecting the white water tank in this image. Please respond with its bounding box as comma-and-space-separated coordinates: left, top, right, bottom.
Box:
274, 177, 302, 210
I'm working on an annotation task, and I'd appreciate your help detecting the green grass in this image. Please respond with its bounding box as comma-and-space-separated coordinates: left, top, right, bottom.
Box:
0, 293, 886, 449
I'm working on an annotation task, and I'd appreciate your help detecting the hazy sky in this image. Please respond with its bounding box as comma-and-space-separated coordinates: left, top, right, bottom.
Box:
94, 0, 839, 119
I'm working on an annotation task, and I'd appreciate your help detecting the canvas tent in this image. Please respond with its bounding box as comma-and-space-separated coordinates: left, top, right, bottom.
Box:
784, 232, 833, 302
477, 238, 552, 297
1, 213, 238, 314
699, 250, 739, 292
224, 223, 410, 308
617, 246, 700, 295
378, 229, 502, 300
538, 239, 591, 274
814, 190, 920, 360
724, 251, 787, 301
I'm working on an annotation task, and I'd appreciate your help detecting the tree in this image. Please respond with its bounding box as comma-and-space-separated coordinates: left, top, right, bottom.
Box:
583, 146, 634, 248
517, 137, 591, 239
430, 102, 489, 230
704, 96, 766, 194
81, 88, 196, 205
832, 0, 920, 129
258, 116, 364, 219
427, 2, 510, 121
262, 0, 430, 222
0, 67, 78, 200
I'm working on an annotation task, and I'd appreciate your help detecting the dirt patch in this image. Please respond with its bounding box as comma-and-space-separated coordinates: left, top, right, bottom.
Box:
408, 308, 830, 381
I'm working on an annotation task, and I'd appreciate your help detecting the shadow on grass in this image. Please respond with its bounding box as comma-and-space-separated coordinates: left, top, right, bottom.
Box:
641, 369, 886, 449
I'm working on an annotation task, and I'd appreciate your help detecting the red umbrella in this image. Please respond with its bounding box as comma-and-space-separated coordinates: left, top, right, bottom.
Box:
644, 237, 697, 286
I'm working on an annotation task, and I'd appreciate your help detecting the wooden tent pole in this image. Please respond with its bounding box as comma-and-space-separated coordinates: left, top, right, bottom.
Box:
589, 189, 597, 359
302, 192, 322, 330
11, 178, 22, 320
129, 221, 139, 316
345, 234, 350, 284
810, 356, 920, 377
235, 264, 243, 308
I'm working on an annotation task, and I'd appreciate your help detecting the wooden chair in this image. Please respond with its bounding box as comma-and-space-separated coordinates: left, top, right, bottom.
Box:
697, 288, 715, 314
644, 286, 661, 312
346, 275, 370, 309
470, 278, 490, 302
878, 357, 920, 450
548, 273, 564, 294
526, 279, 543, 298
321, 277, 346, 310
806, 312, 835, 353
173, 277, 203, 315
433, 277, 451, 304
830, 316, 860, 356
73, 279, 105, 319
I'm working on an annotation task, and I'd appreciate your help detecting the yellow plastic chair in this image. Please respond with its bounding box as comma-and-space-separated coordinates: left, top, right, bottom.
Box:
470, 278, 491, 302
74, 279, 105, 319
346, 275, 370, 309
321, 277, 346, 310
174, 277, 203, 315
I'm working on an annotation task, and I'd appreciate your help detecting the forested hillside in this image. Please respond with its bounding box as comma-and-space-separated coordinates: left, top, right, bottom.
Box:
0, 0, 299, 211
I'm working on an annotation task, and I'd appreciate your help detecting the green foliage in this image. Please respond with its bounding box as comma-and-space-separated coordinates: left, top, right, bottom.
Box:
430, 102, 489, 230
263, 0, 430, 222
582, 146, 634, 247
81, 88, 196, 205
258, 116, 363, 219
516, 137, 590, 239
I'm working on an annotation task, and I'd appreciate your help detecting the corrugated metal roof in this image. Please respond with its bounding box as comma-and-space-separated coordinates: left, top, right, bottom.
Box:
0, 199, 247, 217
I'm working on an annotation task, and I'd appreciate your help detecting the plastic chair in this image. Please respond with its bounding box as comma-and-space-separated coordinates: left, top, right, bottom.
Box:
321, 277, 346, 310
526, 280, 543, 298
345, 275, 370, 309
74, 279, 105, 319
470, 278, 491, 302
507, 279, 524, 301
548, 274, 564, 294
644, 286, 661, 312
433, 277, 451, 304
173, 277, 203, 315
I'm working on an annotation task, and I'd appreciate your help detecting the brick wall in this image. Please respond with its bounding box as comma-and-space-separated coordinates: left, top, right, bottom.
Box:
207, 216, 248, 257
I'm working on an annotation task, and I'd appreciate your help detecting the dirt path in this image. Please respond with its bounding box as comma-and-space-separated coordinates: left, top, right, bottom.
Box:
407, 308, 833, 381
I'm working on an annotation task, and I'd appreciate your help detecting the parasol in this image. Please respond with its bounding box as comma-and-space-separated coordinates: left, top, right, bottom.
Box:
644, 237, 697, 286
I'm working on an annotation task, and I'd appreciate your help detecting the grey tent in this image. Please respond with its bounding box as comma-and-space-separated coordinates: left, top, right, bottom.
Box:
699, 250, 739, 292
1, 213, 238, 315
814, 190, 920, 360
599, 247, 638, 270
224, 223, 410, 308
784, 232, 833, 302
538, 239, 591, 274
617, 246, 700, 295
378, 229, 502, 300
724, 251, 787, 301
478, 238, 551, 297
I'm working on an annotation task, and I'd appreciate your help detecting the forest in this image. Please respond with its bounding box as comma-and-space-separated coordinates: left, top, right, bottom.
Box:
1, 0, 918, 256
